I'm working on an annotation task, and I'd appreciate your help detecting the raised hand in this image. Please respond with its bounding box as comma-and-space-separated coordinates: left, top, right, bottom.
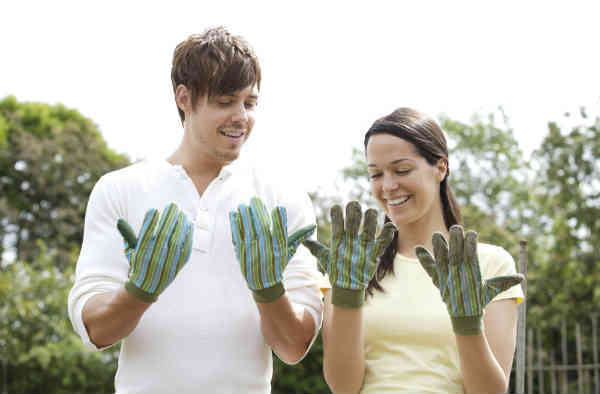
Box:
229, 196, 316, 303
117, 203, 194, 303
303, 201, 396, 308
415, 225, 524, 335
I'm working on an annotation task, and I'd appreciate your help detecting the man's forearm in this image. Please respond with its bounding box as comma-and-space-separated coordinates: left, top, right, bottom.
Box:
82, 287, 152, 348
255, 294, 316, 364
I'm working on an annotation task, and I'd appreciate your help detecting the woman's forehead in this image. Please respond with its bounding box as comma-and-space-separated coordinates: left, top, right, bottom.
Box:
366, 134, 420, 163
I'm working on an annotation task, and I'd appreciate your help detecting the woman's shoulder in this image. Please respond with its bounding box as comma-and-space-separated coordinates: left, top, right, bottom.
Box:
476, 242, 518, 276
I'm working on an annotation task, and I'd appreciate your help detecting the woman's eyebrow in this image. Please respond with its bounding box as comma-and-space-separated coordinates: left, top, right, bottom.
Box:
368, 159, 410, 167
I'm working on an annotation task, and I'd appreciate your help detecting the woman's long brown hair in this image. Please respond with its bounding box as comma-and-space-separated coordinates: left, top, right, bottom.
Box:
364, 108, 462, 297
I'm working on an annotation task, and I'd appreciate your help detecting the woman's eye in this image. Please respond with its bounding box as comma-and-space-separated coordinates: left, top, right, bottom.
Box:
396, 169, 410, 175
369, 173, 381, 179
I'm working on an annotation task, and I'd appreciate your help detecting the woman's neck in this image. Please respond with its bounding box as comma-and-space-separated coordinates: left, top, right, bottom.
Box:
394, 210, 449, 259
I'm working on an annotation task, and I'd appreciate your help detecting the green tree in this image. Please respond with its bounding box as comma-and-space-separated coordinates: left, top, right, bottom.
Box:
1, 243, 119, 393
0, 96, 129, 269
0, 96, 129, 392
526, 108, 600, 358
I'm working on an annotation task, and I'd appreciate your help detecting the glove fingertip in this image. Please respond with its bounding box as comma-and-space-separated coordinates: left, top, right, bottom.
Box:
415, 245, 431, 260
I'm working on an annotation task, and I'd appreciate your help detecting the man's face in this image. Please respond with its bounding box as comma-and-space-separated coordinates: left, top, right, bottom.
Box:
180, 84, 258, 165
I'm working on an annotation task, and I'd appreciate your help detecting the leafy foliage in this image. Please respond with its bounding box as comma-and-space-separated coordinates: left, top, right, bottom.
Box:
0, 96, 127, 392
1, 243, 119, 393
272, 335, 329, 393
528, 109, 600, 328
0, 95, 129, 269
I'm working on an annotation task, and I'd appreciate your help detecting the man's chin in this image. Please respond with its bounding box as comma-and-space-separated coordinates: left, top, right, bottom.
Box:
217, 150, 241, 164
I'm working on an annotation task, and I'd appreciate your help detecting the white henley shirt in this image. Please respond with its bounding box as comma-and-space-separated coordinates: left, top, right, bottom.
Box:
68, 157, 325, 394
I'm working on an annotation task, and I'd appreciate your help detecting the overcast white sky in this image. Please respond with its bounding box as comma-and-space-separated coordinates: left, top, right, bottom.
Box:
2, 1, 599, 194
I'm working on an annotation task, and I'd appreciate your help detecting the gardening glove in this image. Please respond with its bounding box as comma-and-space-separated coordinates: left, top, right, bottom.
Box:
117, 202, 194, 303
415, 225, 524, 335
303, 201, 397, 308
229, 196, 316, 303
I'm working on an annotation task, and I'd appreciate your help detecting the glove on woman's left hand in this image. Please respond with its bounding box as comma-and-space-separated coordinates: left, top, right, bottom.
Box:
415, 225, 524, 335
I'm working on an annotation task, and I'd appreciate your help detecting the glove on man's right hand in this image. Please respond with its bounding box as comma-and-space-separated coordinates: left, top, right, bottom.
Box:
303, 201, 396, 308
117, 202, 194, 303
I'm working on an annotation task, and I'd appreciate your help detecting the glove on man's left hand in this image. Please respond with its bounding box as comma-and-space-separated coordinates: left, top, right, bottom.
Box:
229, 197, 316, 303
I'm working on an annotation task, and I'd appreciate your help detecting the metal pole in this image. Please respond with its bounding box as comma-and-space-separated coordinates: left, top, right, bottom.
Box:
516, 240, 528, 394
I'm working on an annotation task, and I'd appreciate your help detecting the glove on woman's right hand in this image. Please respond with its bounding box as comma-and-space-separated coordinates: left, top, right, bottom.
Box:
303, 201, 396, 308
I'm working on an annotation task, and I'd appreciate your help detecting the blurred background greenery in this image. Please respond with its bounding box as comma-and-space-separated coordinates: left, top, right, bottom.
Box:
1, 95, 599, 393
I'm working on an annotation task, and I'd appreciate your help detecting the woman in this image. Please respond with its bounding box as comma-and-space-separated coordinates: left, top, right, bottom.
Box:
304, 107, 524, 393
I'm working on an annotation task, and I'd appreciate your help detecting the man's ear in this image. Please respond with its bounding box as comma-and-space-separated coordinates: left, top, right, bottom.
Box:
436, 158, 448, 182
175, 84, 191, 113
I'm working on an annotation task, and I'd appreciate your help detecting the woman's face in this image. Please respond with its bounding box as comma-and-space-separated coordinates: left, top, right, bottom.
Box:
366, 133, 446, 228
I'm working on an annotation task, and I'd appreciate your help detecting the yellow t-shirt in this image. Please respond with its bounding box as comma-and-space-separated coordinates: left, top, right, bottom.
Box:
361, 243, 524, 394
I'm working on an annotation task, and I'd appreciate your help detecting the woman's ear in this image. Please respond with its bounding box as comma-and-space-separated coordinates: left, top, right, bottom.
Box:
436, 158, 448, 182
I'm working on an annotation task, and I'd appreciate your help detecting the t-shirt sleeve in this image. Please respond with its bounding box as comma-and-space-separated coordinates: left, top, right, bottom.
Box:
67, 174, 130, 350
481, 244, 525, 304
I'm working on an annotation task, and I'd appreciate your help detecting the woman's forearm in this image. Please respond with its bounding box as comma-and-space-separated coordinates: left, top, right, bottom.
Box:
322, 292, 366, 394
457, 299, 519, 394
456, 333, 509, 394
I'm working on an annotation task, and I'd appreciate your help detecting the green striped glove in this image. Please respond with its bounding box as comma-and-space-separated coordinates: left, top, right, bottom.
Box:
117, 203, 194, 303
229, 197, 316, 303
303, 201, 397, 308
415, 225, 524, 335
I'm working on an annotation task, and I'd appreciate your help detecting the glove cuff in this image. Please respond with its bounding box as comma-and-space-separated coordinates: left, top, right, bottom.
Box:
125, 281, 158, 303
252, 282, 285, 303
331, 287, 365, 308
451, 315, 483, 335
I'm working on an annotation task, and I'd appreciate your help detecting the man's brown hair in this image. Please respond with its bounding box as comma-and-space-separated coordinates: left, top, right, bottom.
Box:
171, 26, 261, 123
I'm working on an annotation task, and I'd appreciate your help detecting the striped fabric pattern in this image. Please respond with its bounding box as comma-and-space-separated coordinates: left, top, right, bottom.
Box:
416, 225, 523, 334
117, 202, 194, 303
229, 197, 316, 296
303, 201, 397, 307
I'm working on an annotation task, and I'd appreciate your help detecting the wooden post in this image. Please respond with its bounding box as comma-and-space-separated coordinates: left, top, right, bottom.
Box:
528, 328, 534, 394
537, 329, 544, 394
516, 240, 528, 394
593, 314, 599, 394
562, 320, 568, 394
577, 323, 583, 394
550, 354, 557, 394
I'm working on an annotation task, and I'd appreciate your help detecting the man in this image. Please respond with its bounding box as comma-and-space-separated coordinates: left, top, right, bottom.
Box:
68, 26, 325, 393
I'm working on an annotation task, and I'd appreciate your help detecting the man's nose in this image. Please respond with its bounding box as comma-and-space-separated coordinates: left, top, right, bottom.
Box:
231, 104, 248, 122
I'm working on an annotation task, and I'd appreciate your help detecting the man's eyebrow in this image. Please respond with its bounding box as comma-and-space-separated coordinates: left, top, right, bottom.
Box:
220, 93, 258, 100
367, 159, 410, 167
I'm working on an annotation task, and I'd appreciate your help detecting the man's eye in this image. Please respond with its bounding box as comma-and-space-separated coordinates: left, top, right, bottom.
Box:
396, 169, 410, 175
245, 101, 257, 109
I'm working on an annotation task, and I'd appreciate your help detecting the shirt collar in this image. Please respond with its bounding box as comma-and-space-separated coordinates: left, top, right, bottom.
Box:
159, 151, 251, 182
